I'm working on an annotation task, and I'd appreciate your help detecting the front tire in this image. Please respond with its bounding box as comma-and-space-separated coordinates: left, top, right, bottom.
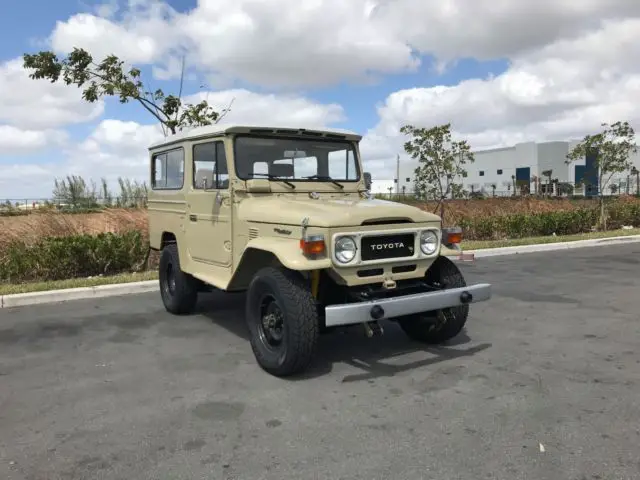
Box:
397, 256, 469, 344
159, 243, 198, 315
245, 267, 319, 377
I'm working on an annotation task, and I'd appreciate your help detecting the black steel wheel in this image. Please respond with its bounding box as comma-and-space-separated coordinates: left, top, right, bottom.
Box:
245, 267, 319, 377
257, 294, 286, 350
159, 243, 198, 315
397, 256, 469, 344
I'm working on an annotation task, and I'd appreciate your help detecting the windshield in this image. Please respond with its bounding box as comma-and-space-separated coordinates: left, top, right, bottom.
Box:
234, 135, 360, 182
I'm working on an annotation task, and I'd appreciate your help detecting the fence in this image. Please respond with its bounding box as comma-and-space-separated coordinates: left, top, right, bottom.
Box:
0, 196, 148, 214
379, 181, 640, 200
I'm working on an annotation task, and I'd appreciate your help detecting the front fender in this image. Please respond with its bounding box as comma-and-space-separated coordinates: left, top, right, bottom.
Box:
245, 236, 332, 270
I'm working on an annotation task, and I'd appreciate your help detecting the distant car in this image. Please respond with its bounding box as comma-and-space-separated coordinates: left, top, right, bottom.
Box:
147, 124, 492, 377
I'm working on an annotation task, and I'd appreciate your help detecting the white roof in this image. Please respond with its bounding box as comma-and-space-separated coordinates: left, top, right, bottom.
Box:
148, 124, 362, 149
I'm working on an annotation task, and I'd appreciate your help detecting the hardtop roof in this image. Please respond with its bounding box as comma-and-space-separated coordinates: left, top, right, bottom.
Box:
148, 124, 362, 150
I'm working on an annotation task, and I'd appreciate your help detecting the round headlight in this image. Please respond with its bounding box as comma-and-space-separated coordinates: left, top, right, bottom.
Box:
420, 230, 438, 255
335, 236, 357, 263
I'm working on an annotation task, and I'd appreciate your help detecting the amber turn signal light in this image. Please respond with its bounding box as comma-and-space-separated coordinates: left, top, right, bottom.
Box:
442, 227, 463, 245
300, 235, 326, 256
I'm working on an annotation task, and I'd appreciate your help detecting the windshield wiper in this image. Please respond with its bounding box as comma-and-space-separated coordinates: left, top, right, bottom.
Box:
249, 173, 296, 189
303, 175, 344, 189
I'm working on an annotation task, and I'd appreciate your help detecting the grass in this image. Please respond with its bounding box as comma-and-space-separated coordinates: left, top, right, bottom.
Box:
461, 227, 640, 250
0, 270, 158, 296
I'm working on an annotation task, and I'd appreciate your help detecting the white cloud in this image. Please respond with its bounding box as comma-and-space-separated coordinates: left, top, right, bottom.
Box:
184, 89, 345, 127
0, 126, 68, 154
50, 0, 419, 87
50, 0, 180, 65
360, 17, 640, 180
46, 0, 640, 88
373, 0, 640, 62
174, 0, 419, 88
0, 58, 104, 130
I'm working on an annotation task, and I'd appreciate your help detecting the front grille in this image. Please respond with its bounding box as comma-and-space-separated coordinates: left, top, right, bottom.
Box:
360, 233, 415, 261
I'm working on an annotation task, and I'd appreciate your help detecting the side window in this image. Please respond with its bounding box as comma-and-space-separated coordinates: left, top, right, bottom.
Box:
193, 141, 228, 189
216, 142, 229, 189
153, 153, 166, 188
152, 149, 184, 189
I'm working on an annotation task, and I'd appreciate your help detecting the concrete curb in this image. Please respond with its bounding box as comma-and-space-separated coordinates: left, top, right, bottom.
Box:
465, 234, 640, 258
0, 280, 158, 309
2, 234, 640, 309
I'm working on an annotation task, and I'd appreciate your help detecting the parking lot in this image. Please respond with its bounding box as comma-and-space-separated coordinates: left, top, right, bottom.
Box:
1, 243, 640, 480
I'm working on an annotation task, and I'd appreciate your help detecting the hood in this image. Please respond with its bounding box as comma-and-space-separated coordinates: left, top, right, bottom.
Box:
237, 195, 440, 227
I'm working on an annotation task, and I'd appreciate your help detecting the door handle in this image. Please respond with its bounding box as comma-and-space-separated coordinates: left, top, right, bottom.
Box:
189, 214, 197, 222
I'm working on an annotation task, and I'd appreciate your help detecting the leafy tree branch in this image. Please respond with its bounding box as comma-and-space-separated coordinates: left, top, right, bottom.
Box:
23, 48, 233, 135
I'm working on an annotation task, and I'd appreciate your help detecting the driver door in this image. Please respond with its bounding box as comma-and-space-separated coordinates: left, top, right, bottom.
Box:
185, 139, 232, 268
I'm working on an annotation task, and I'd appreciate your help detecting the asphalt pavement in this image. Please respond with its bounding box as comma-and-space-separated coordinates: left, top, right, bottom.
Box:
1, 244, 640, 480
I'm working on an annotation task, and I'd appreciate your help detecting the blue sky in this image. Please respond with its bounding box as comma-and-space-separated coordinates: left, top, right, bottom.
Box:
0, 0, 637, 199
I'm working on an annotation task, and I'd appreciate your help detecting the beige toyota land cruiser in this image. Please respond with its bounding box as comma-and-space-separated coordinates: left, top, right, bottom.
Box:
147, 124, 492, 377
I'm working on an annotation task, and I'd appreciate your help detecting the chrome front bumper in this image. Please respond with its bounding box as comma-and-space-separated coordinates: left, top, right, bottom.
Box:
323, 283, 492, 328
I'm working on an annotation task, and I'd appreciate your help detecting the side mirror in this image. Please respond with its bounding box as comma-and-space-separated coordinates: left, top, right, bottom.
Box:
364, 172, 372, 190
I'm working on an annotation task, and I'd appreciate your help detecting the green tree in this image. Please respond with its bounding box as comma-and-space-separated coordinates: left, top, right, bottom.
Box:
400, 123, 474, 221
566, 121, 637, 230
52, 175, 99, 209
23, 48, 233, 136
116, 177, 148, 208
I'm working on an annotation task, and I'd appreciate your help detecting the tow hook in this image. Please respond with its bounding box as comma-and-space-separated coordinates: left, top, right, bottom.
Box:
363, 320, 384, 337
363, 305, 385, 337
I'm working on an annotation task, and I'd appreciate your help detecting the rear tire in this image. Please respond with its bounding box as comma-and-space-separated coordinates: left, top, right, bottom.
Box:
245, 267, 319, 377
159, 243, 198, 315
397, 256, 469, 344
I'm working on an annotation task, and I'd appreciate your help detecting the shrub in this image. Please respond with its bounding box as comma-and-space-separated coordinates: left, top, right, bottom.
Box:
459, 207, 601, 240
0, 230, 147, 283
456, 200, 640, 240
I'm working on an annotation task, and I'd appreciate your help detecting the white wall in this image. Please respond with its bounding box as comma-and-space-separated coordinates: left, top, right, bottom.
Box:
537, 141, 571, 182
599, 147, 640, 194
369, 179, 396, 195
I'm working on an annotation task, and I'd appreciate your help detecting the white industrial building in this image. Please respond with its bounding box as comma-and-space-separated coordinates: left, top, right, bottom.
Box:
394, 140, 640, 197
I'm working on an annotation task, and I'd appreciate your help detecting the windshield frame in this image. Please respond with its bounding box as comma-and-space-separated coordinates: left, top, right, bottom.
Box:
232, 134, 362, 183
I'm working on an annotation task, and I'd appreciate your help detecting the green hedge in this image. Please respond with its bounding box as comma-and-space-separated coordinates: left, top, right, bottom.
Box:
0, 231, 147, 283
459, 202, 640, 240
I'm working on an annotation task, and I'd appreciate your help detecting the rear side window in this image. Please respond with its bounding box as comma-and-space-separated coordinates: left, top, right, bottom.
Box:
152, 148, 185, 189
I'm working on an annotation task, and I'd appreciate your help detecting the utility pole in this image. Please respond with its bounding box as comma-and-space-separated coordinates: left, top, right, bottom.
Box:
396, 154, 400, 195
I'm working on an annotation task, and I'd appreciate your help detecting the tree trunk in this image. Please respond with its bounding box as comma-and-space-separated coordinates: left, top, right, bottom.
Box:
599, 195, 607, 231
